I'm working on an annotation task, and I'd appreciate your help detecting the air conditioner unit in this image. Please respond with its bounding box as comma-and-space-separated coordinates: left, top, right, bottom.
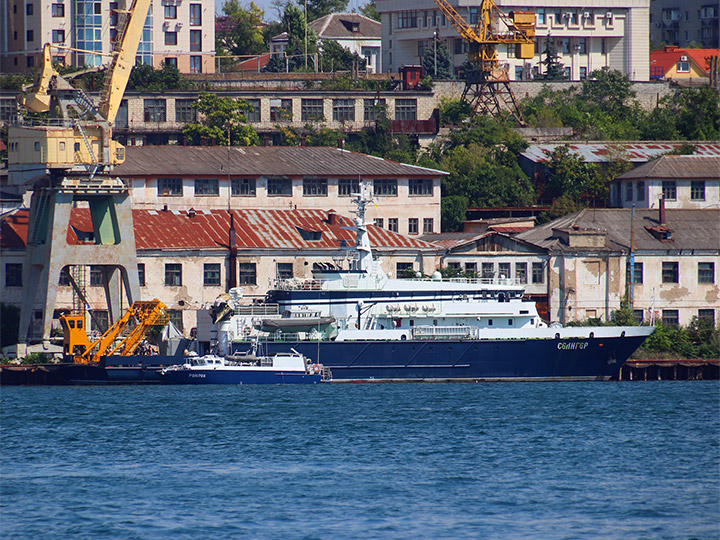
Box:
176, 22, 183, 27
563, 12, 571, 18
583, 12, 591, 19
606, 12, 613, 19
162, 21, 170, 29
680, 55, 688, 61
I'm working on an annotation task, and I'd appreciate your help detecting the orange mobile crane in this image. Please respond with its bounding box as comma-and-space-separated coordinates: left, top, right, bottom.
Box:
60, 299, 167, 364
432, 0, 535, 123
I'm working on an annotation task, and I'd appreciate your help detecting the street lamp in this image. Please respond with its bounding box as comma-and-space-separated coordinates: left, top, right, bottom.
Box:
433, 30, 438, 77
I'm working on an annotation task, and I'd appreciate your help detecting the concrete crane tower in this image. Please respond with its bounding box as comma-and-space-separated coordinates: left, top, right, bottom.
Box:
8, 0, 152, 350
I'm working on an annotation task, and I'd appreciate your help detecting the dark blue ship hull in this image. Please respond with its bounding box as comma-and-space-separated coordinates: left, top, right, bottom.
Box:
160, 370, 322, 384
230, 336, 647, 381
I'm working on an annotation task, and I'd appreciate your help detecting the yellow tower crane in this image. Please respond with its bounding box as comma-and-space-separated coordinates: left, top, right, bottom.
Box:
432, 0, 535, 124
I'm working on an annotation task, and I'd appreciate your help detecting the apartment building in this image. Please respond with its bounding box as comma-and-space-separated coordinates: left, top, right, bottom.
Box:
650, 0, 719, 48
376, 0, 650, 81
0, 0, 215, 74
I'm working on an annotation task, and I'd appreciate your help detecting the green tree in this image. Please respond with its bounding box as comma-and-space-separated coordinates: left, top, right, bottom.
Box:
360, 0, 380, 21
542, 40, 565, 80
126, 63, 194, 91
422, 36, 453, 79
582, 68, 636, 114
181, 92, 260, 146
306, 0, 349, 21
319, 39, 364, 72
438, 97, 472, 126
441, 195, 469, 232
264, 3, 318, 72
670, 86, 720, 140
216, 0, 266, 58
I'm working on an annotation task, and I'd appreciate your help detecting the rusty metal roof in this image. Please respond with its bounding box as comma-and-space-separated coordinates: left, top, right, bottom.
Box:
615, 155, 720, 180
517, 208, 720, 252
521, 143, 720, 164
1, 208, 438, 252
114, 146, 447, 178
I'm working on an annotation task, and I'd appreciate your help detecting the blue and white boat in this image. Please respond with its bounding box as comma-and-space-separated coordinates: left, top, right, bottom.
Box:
159, 345, 329, 384
213, 183, 653, 382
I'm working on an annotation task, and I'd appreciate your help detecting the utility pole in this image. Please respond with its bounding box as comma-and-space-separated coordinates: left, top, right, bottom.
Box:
304, 0, 308, 69
433, 30, 438, 77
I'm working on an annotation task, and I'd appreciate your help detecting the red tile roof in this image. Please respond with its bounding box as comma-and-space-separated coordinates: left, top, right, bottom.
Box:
231, 53, 271, 72
650, 46, 720, 77
1, 208, 437, 252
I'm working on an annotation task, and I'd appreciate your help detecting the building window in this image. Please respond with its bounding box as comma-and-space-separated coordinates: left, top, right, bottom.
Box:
636, 181, 645, 201
194, 178, 219, 196
165, 32, 177, 46
270, 99, 292, 122
396, 262, 414, 277
165, 5, 177, 18
59, 267, 71, 286
268, 177, 292, 196
138, 263, 145, 287
158, 178, 182, 196
364, 99, 386, 121
579, 66, 587, 80
625, 182, 633, 202
26, 3, 33, 15
409, 178, 433, 196
27, 30, 34, 42
698, 262, 715, 284
499, 262, 511, 279
239, 263, 256, 285
408, 218, 419, 235
698, 309, 715, 323
532, 262, 544, 284
165, 264, 182, 286
333, 99, 355, 122
338, 179, 359, 197
303, 178, 327, 196
231, 178, 256, 196
537, 8, 545, 24
166, 310, 183, 332
52, 30, 65, 43
190, 30, 202, 52
662, 261, 679, 283
189, 3, 202, 25
374, 218, 384, 228
204, 263, 221, 286
482, 262, 494, 279
578, 37, 586, 53
92, 310, 109, 334
242, 99, 260, 123
5, 263, 22, 287
144, 99, 166, 122
388, 218, 398, 232
52, 3, 65, 17
302, 99, 324, 122
515, 263, 527, 284
676, 61, 690, 72
630, 262, 643, 284
165, 57, 177, 68
89, 266, 103, 286
423, 218, 434, 234
398, 10, 418, 28
395, 99, 417, 120
691, 181, 705, 201
662, 181, 677, 201
175, 99, 197, 123
374, 179, 398, 197
190, 56, 202, 74
661, 309, 679, 326
277, 263, 293, 280
465, 262, 477, 275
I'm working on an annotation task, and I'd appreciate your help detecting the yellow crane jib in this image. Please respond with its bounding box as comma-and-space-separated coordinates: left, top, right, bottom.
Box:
60, 299, 167, 364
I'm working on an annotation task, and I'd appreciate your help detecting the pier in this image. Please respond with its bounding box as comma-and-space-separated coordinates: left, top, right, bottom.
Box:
616, 359, 720, 381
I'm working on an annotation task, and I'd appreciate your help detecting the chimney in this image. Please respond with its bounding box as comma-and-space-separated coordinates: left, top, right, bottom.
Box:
328, 209, 338, 225
187, 207, 196, 218
337, 137, 344, 149
659, 196, 666, 225
162, 204, 168, 212
263, 136, 271, 146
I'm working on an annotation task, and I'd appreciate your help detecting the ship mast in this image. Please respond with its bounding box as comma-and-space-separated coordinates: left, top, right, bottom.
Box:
350, 182, 374, 273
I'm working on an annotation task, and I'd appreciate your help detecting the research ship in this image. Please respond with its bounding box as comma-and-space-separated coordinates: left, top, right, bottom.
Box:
213, 185, 653, 382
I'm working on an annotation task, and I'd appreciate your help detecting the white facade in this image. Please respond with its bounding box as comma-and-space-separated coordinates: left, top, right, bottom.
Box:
0, 0, 215, 73
612, 178, 720, 209
376, 0, 650, 81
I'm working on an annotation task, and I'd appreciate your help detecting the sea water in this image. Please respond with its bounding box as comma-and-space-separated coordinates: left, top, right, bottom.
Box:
1, 382, 718, 540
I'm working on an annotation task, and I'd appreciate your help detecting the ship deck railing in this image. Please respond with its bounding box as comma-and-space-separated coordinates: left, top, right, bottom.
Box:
233, 304, 280, 316
272, 278, 329, 291
411, 276, 520, 286
412, 326, 478, 339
